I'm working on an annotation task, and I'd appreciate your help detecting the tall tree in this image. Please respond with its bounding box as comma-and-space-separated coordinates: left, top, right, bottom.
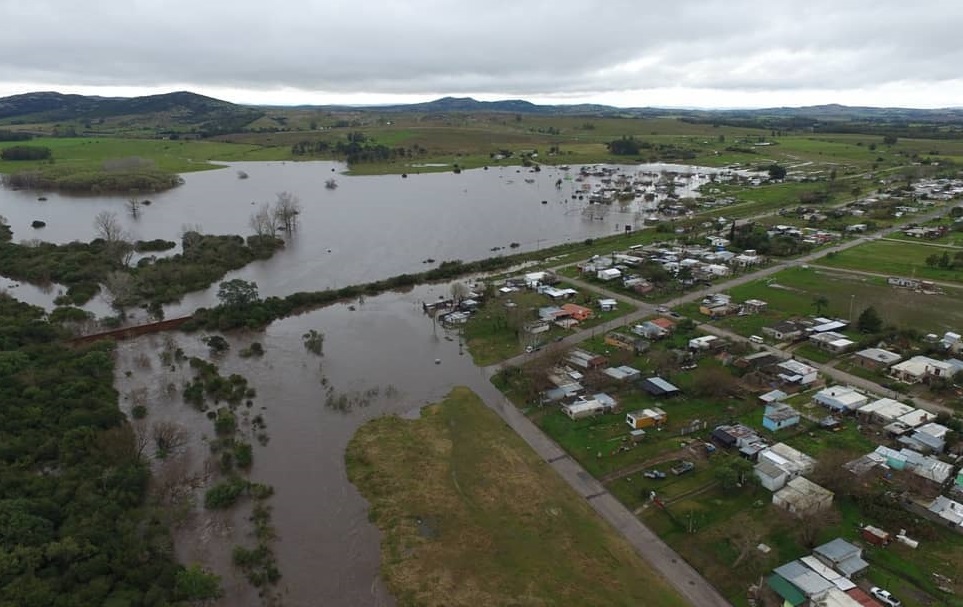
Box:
857, 306, 883, 333
811, 295, 829, 315
273, 191, 302, 232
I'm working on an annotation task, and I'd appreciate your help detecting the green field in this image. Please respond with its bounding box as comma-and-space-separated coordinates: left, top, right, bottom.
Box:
688, 266, 963, 335
816, 239, 963, 284
0, 137, 291, 175
345, 387, 688, 607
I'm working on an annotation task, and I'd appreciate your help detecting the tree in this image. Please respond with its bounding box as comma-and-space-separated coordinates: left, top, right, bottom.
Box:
450, 281, 469, 303
174, 564, 223, 603
273, 191, 302, 232
811, 295, 829, 315
883, 134, 898, 145
217, 279, 260, 308
857, 306, 883, 333
767, 163, 787, 180
127, 198, 141, 219
93, 210, 124, 243
691, 366, 741, 399
249, 202, 277, 237
607, 136, 642, 156
715, 458, 755, 493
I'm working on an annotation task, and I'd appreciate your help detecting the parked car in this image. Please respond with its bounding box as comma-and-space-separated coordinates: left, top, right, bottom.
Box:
643, 469, 666, 480
869, 587, 902, 607
671, 460, 695, 476
655, 306, 669, 313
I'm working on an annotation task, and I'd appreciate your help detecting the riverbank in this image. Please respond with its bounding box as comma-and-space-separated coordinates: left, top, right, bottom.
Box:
345, 386, 688, 607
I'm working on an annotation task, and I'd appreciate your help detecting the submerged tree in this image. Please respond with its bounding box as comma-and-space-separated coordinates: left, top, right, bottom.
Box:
273, 191, 302, 232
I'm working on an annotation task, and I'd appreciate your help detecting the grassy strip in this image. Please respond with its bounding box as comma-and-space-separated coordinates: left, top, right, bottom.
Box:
345, 387, 688, 607
817, 239, 963, 284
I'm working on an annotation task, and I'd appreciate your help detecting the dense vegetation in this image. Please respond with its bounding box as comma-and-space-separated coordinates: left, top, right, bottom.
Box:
0, 145, 52, 160
0, 221, 283, 308
1, 165, 183, 194
0, 294, 221, 605
0, 130, 32, 142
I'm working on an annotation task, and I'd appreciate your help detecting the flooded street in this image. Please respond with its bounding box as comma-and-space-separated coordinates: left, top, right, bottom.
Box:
114, 283, 483, 606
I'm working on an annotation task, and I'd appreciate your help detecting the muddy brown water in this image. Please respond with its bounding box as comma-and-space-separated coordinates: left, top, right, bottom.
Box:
114, 284, 486, 606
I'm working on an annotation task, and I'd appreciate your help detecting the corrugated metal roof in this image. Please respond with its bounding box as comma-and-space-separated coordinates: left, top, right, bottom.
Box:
767, 574, 807, 606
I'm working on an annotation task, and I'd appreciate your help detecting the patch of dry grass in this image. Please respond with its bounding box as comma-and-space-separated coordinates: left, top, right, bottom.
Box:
346, 387, 688, 607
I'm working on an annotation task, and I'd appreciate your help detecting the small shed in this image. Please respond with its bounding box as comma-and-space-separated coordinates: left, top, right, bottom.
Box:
812, 538, 869, 578
598, 298, 618, 312
625, 407, 667, 429
640, 377, 680, 397
755, 460, 790, 491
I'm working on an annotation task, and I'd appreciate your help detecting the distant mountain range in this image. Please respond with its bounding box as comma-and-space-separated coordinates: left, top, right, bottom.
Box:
2, 91, 963, 132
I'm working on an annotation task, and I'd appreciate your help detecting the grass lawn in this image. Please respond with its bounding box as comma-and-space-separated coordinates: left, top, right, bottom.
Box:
817, 239, 963, 284
701, 266, 963, 335
345, 387, 688, 607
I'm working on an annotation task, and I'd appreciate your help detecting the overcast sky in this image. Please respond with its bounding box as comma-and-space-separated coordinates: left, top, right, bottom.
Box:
2, 0, 962, 108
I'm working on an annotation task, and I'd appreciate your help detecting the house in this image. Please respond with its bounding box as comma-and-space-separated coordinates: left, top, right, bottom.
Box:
650, 317, 676, 332
597, 298, 618, 312
562, 397, 610, 420
560, 303, 593, 322
604, 332, 649, 354
755, 460, 790, 491
763, 320, 806, 342
524, 320, 551, 335
888, 276, 921, 289
712, 423, 769, 459
809, 331, 855, 354
742, 298, 768, 314
597, 268, 622, 281
755, 443, 816, 491
813, 386, 869, 413
603, 365, 642, 382
890, 355, 959, 383
625, 407, 667, 429
699, 302, 737, 318
812, 538, 869, 578
538, 285, 578, 300
940, 331, 962, 353
538, 306, 568, 321
703, 263, 730, 277
688, 335, 720, 351
856, 398, 914, 424
759, 389, 789, 405
900, 422, 950, 454
853, 348, 902, 371
809, 318, 849, 334
565, 349, 607, 369
762, 443, 816, 477
763, 404, 801, 431
928, 495, 963, 528
773, 477, 834, 515
774, 359, 820, 387
632, 321, 667, 340
771, 561, 834, 603
640, 377, 680, 397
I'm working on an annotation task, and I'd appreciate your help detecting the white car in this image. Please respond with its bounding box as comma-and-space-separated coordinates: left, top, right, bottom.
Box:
869, 587, 901, 607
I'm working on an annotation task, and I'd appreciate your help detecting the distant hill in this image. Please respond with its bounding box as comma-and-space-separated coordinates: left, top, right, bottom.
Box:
0, 91, 263, 135
3, 91, 963, 136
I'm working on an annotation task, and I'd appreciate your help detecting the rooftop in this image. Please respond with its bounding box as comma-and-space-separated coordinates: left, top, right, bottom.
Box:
855, 348, 902, 364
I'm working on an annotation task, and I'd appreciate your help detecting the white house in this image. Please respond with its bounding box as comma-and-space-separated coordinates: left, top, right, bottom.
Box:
857, 398, 914, 424
775, 359, 820, 386
813, 386, 868, 412
891, 355, 959, 383
596, 268, 622, 281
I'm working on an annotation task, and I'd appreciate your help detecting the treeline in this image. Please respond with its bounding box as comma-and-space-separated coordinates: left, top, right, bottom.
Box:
606, 136, 696, 160
0, 129, 33, 142
187, 256, 517, 331
0, 294, 219, 605
0, 144, 51, 160
291, 132, 428, 164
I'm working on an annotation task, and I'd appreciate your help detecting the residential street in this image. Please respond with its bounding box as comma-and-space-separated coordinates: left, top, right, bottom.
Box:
469, 207, 954, 606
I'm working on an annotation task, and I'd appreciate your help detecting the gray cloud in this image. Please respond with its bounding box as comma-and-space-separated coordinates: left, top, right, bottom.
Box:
2, 0, 962, 106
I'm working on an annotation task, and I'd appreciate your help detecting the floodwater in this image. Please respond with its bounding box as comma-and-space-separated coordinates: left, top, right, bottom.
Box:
3, 161, 728, 605
114, 284, 484, 606
0, 161, 723, 315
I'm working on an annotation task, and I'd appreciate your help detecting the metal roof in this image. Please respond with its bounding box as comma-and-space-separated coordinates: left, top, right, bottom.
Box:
643, 376, 679, 394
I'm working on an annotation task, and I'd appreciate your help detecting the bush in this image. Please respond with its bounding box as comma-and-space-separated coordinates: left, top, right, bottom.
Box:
204, 477, 249, 509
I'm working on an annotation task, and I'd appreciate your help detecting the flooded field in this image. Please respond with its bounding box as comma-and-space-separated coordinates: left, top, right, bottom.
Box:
113, 284, 484, 606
